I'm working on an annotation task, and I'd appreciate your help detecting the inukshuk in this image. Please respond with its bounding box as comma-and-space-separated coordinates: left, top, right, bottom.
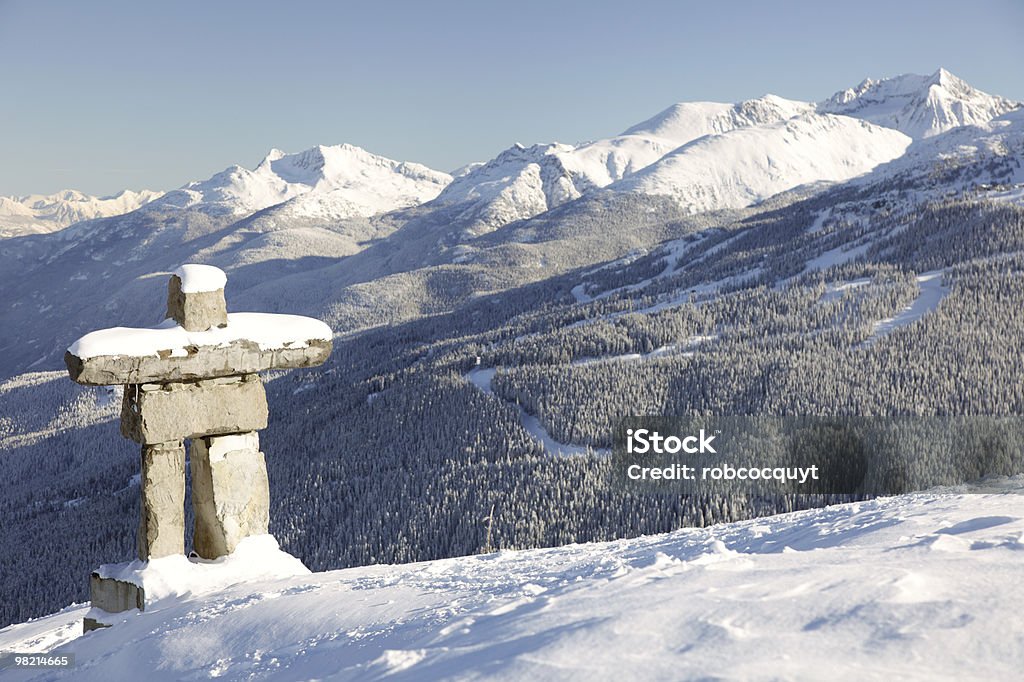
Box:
65, 264, 331, 630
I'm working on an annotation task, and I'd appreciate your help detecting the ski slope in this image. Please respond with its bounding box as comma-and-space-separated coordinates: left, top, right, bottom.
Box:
2, 481, 1023, 680
863, 271, 950, 345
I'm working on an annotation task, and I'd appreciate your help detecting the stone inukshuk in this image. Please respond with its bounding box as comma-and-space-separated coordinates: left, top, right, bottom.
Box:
65, 264, 331, 628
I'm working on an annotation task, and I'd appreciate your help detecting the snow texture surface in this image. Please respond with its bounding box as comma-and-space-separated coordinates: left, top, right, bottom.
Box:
863, 270, 950, 344
614, 113, 912, 211
173, 264, 227, 293
95, 535, 309, 604
2, 483, 1023, 680
465, 368, 601, 457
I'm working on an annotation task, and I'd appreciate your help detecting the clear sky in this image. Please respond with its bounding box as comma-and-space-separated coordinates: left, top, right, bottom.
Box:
2, 0, 1022, 197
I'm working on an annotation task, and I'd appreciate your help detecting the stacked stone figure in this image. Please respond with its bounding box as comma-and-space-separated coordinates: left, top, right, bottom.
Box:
65, 264, 332, 629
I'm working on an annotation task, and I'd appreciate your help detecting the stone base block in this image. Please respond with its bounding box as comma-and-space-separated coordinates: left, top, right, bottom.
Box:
90, 572, 145, 613
121, 374, 268, 444
84, 573, 146, 632
83, 572, 146, 633
192, 432, 270, 559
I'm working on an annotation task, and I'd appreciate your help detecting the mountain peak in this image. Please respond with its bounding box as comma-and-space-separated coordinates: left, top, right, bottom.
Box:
819, 69, 1020, 138
261, 148, 288, 164
148, 143, 451, 218
928, 67, 961, 88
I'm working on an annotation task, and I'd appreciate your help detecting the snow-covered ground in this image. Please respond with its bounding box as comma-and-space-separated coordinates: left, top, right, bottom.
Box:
819, 278, 872, 303
571, 335, 717, 367
983, 184, 1024, 206
3, 481, 1023, 680
571, 234, 714, 304
802, 238, 877, 274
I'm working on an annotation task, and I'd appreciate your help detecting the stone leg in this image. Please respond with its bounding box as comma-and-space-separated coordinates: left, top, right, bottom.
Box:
138, 440, 186, 560
191, 432, 270, 559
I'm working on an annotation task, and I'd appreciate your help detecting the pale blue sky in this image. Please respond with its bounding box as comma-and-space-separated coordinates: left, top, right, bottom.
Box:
2, 0, 1022, 196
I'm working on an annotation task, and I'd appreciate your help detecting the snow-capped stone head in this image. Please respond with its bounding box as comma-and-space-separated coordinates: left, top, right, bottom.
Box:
173, 264, 228, 294
167, 264, 228, 331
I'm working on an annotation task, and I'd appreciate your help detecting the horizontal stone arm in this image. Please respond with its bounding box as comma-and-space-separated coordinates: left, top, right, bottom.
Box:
65, 337, 331, 386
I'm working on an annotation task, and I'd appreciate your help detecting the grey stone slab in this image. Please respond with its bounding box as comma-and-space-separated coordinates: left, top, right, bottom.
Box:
191, 432, 270, 559
138, 440, 186, 560
121, 374, 268, 444
65, 338, 331, 386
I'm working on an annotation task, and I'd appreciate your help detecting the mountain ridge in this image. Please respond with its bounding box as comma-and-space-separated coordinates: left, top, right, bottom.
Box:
0, 189, 163, 237
3, 68, 1014, 239
146, 143, 452, 219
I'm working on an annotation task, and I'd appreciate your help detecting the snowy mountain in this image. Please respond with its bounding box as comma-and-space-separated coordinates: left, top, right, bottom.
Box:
433, 142, 587, 237
612, 113, 913, 211
0, 189, 163, 237
3, 483, 1023, 680
434, 69, 1018, 225
621, 93, 813, 140
148, 143, 451, 219
819, 67, 1021, 139
433, 95, 814, 234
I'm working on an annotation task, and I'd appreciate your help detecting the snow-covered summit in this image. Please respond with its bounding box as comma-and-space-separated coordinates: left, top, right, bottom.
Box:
148, 143, 452, 219
429, 72, 1018, 231
433, 142, 587, 235
431, 95, 817, 235
0, 189, 163, 237
613, 112, 913, 211
6, 70, 1015, 241
621, 94, 814, 141
847, 103, 1024, 204
819, 67, 1021, 139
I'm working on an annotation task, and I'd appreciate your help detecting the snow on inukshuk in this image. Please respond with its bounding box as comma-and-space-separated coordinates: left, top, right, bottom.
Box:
65, 264, 331, 631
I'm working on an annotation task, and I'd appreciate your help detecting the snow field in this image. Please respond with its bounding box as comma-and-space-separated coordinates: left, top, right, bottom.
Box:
3, 483, 1023, 680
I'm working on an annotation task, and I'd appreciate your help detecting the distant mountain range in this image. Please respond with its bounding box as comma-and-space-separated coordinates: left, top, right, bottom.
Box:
147, 142, 452, 219
5, 68, 1016, 240
0, 189, 162, 237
